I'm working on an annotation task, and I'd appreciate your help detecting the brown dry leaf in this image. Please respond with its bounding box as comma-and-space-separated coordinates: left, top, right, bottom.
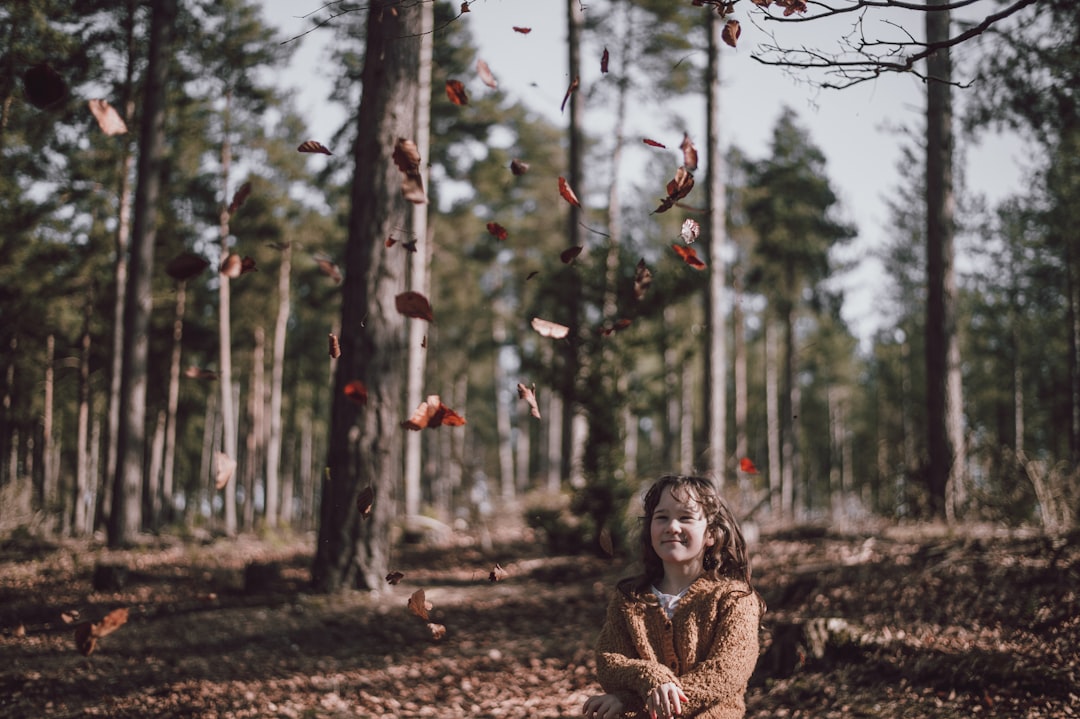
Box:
656, 166, 695, 213
408, 589, 432, 620
600, 47, 610, 73
220, 253, 242, 278
165, 252, 210, 281
213, 452, 236, 490
489, 563, 508, 582
681, 133, 699, 172
461, 1, 470, 11
184, 366, 219, 381
510, 158, 530, 176
88, 99, 127, 135
402, 395, 466, 431
634, 258, 653, 301
560, 246, 583, 264
560, 75, 580, 113
599, 527, 614, 557
427, 622, 447, 640
74, 607, 129, 656
446, 79, 469, 105
392, 137, 427, 204
227, 181, 252, 216
599, 318, 632, 336
13, 623, 25, 638
486, 222, 508, 241
315, 256, 342, 284
643, 138, 666, 148
356, 485, 374, 518
531, 317, 570, 340
681, 218, 701, 244
721, 19, 741, 48
297, 140, 332, 155
512, 26, 531, 34
239, 256, 257, 275
395, 291, 434, 322
386, 571, 404, 585
517, 383, 541, 419
558, 176, 581, 207
328, 333, 341, 359
343, 380, 368, 406
477, 59, 498, 88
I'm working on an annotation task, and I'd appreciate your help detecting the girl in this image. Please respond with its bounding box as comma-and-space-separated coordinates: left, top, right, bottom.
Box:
582, 475, 763, 719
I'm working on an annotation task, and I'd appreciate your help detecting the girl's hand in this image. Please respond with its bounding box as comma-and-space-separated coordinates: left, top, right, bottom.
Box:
582, 693, 624, 719
646, 682, 689, 719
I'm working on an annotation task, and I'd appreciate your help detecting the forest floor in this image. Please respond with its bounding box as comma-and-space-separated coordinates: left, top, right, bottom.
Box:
0, 519, 1077, 719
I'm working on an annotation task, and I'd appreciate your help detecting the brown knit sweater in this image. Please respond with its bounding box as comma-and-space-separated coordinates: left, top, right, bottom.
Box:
594, 575, 762, 719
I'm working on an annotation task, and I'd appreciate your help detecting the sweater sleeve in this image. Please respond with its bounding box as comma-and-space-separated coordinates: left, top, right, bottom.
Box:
594, 590, 679, 709
677, 588, 761, 718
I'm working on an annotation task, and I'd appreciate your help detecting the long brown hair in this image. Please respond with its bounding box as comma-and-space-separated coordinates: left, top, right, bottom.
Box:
622, 474, 758, 599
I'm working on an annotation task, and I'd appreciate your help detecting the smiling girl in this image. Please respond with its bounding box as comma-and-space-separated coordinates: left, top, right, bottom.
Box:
582, 475, 764, 719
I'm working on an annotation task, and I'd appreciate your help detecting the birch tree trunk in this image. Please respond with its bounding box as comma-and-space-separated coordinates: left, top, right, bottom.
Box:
705, 8, 727, 486
492, 308, 515, 502
266, 242, 290, 528
244, 326, 264, 530
75, 297, 92, 536
161, 281, 186, 525
218, 92, 238, 537
109, 0, 175, 547
733, 267, 748, 469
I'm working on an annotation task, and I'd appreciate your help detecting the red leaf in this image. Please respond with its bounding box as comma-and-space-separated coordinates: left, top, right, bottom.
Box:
477, 59, 498, 88
392, 137, 427, 204
721, 19, 741, 48
740, 457, 760, 474
558, 176, 581, 207
165, 252, 210, 281
634, 258, 653, 300
560, 246, 583, 264
656, 167, 695, 213
681, 133, 699, 172
517, 383, 541, 419
446, 79, 469, 105
402, 395, 466, 430
395, 291, 434, 322
297, 140, 332, 155
531, 317, 570, 339
643, 138, 666, 148
227, 181, 252, 216
344, 380, 368, 406
328, 333, 341, 359
486, 222, 508, 241
510, 158, 530, 176
599, 318, 632, 336
88, 99, 127, 136
560, 75, 580, 113
600, 48, 610, 73
356, 485, 374, 518
512, 26, 531, 34
672, 243, 707, 269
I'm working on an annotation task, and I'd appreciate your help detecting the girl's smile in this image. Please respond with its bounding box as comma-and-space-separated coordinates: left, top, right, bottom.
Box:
650, 487, 715, 587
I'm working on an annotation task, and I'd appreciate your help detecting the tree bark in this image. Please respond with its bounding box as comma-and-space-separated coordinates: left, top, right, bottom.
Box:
161, 281, 186, 526
265, 242, 290, 528
218, 92, 238, 537
42, 334, 55, 518
312, 0, 422, 592
733, 266, 748, 467
705, 8, 727, 486
75, 296, 92, 536
109, 0, 175, 547
244, 326, 265, 530
766, 321, 782, 518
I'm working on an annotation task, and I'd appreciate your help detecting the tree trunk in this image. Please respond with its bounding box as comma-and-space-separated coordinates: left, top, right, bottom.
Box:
403, 0, 433, 519
41, 334, 54, 518
312, 0, 422, 592
161, 281, 186, 525
781, 305, 799, 520
492, 308, 515, 502
75, 297, 92, 536
244, 326, 265, 531
147, 409, 165, 528
265, 242, 290, 528
925, 0, 962, 521
664, 306, 681, 469
705, 8, 727, 486
218, 92, 238, 537
109, 0, 175, 547
733, 266, 748, 466
680, 362, 694, 473
766, 321, 782, 518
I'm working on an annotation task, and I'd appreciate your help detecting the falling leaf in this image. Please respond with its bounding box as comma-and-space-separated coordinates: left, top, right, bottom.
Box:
395, 291, 434, 322
88, 99, 127, 135
776, 0, 808, 15
408, 589, 432, 620
558, 176, 581, 207
560, 75, 580, 113
392, 137, 427, 204
510, 158, 530, 176
61, 611, 78, 624
328, 333, 341, 359
560, 246, 583, 264
421, 335, 427, 348
600, 48, 610, 73
526, 270, 540, 281
73, 607, 128, 657
386, 571, 404, 585
184, 366, 218, 381
220, 254, 255, 278
489, 563, 508, 582
227, 181, 252, 216
634, 259, 653, 300
446, 79, 469, 105
656, 166, 695, 213
13, 624, 25, 638
599, 318, 633, 336
721, 19, 741, 48
402, 395, 466, 430
213, 452, 236, 490
297, 140, 332, 155
343, 380, 368, 406
165, 252, 210, 281
512, 26, 532, 34
356, 485, 374, 518
531, 317, 570, 339
740, 457, 760, 474
22, 62, 67, 110
672, 243, 707, 270
681, 133, 699, 172
477, 59, 498, 88
517, 383, 541, 419
599, 527, 614, 556
460, 1, 470, 11
643, 138, 666, 148
486, 222, 508, 241
680, 218, 701, 244
427, 622, 447, 640
315, 256, 342, 284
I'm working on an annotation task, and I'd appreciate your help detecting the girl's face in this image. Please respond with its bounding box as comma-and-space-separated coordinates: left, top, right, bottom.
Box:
650, 486, 715, 575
